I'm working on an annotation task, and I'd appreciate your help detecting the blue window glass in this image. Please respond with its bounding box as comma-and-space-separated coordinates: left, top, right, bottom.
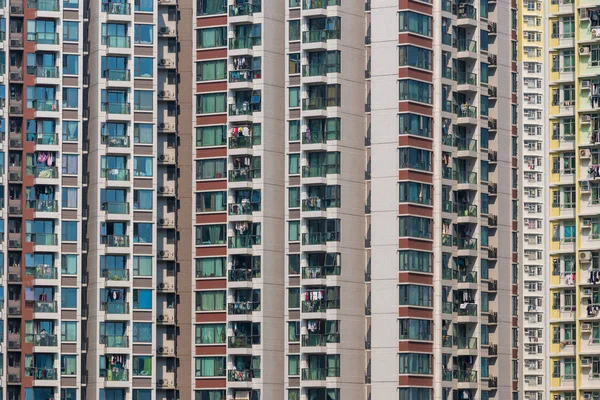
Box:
63, 121, 78, 141
133, 223, 152, 243
480, 30, 488, 51
62, 288, 77, 308
63, 0, 78, 8
133, 289, 152, 309
62, 221, 77, 241
134, 24, 153, 44
134, 190, 153, 210
62, 88, 78, 108
134, 57, 153, 78
134, 90, 153, 111
63, 21, 79, 41
133, 322, 152, 342
134, 0, 153, 12
134, 156, 153, 177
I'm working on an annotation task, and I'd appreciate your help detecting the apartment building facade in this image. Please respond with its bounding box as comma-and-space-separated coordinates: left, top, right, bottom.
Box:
0, 0, 522, 398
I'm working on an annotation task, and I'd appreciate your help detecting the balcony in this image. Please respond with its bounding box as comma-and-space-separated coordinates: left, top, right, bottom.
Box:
102, 168, 130, 181
32, 99, 59, 113
228, 268, 261, 281
228, 235, 261, 248
228, 168, 259, 182
31, 166, 58, 182
456, 171, 477, 185
229, 69, 259, 84
34, 132, 59, 147
102, 36, 131, 49
302, 29, 340, 44
301, 333, 340, 346
228, 301, 260, 315
457, 237, 477, 251
31, 32, 59, 47
302, 129, 340, 145
100, 368, 129, 381
30, 199, 59, 213
101, 335, 129, 348
456, 303, 477, 317
27, 333, 58, 347
228, 335, 259, 348
229, 1, 261, 16
25, 264, 57, 279
302, 367, 339, 380
302, 232, 340, 245
103, 69, 131, 83
454, 369, 477, 383
456, 39, 477, 59
101, 236, 130, 252
302, 63, 340, 78
456, 204, 477, 217
229, 134, 259, 150
228, 202, 259, 216
101, 268, 129, 281
456, 4, 477, 25
101, 302, 130, 314
302, 97, 338, 111
228, 103, 260, 117
303, 0, 340, 9
27, 0, 60, 11
229, 37, 261, 50
454, 337, 477, 350
31, 233, 58, 246
102, 1, 131, 15
456, 271, 477, 284
33, 66, 59, 84
26, 367, 57, 381
228, 369, 260, 382
102, 102, 131, 114
302, 299, 339, 312
302, 265, 341, 279
103, 202, 130, 215
302, 164, 340, 178
34, 300, 58, 313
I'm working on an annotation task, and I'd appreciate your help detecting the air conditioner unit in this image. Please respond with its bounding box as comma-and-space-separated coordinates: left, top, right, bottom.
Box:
582, 115, 592, 123
580, 251, 593, 262
158, 154, 167, 162
581, 149, 591, 158
159, 27, 170, 34
158, 122, 167, 129
581, 46, 591, 55
583, 218, 592, 227
582, 80, 591, 89
582, 322, 592, 331
159, 90, 170, 98
582, 357, 591, 366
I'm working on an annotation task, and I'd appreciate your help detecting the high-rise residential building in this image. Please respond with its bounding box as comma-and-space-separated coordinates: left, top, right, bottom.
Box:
518, 0, 548, 397
0, 0, 522, 398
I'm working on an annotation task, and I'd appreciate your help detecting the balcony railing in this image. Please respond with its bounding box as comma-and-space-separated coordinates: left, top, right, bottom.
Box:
102, 1, 131, 14
29, 199, 58, 212
31, 32, 59, 44
32, 99, 59, 111
103, 69, 131, 81
228, 369, 260, 382
228, 269, 261, 281
302, 97, 339, 110
228, 235, 261, 248
302, 299, 339, 312
456, 39, 477, 52
101, 335, 129, 347
229, 69, 257, 83
455, 104, 477, 118
302, 164, 340, 177
456, 303, 477, 316
228, 103, 260, 116
229, 1, 261, 16
101, 302, 130, 314
101, 268, 129, 281
302, 129, 340, 144
34, 300, 58, 313
456, 271, 477, 283
302, 367, 340, 380
456, 171, 477, 184
34, 132, 59, 145
27, 333, 58, 347
301, 265, 341, 279
101, 168, 130, 181
302, 29, 341, 43
34, 66, 59, 78
456, 138, 477, 151
228, 202, 259, 215
25, 265, 57, 279
456, 72, 477, 85
228, 335, 259, 348
31, 233, 58, 246
102, 36, 131, 48
103, 202, 130, 214
228, 301, 261, 314
229, 135, 258, 149
26, 367, 57, 380
302, 63, 340, 77
442, 301, 453, 314
302, 232, 340, 245
229, 37, 261, 49
102, 102, 131, 114
28, 0, 60, 11
457, 237, 477, 250
457, 4, 476, 19
454, 369, 477, 383
301, 333, 340, 346
303, 0, 340, 8
456, 204, 477, 217
100, 368, 129, 381
102, 235, 130, 247
454, 337, 477, 349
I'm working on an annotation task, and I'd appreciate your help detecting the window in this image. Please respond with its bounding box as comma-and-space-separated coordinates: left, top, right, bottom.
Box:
289, 53, 300, 74
288, 288, 300, 309
398, 79, 432, 104
133, 289, 152, 310
398, 353, 432, 374
197, 392, 226, 400
197, 27, 227, 48
63, 55, 78, 75
196, 291, 226, 311
62, 389, 77, 400
398, 147, 432, 171
62, 88, 78, 108
63, 121, 78, 141
289, 20, 300, 41
134, 156, 153, 177
133, 223, 152, 243
197, 60, 226, 81
197, 0, 226, 15
196, 324, 226, 344
134, 123, 153, 144
61, 288, 77, 308
398, 11, 432, 36
134, 190, 153, 210
62, 221, 77, 241
134, 24, 153, 44
63, 21, 79, 41
398, 284, 432, 307
288, 187, 300, 208
196, 191, 226, 213
399, 319, 432, 340
196, 126, 226, 147
64, 0, 78, 8
61, 254, 77, 275
288, 355, 300, 376
196, 93, 226, 114
481, 95, 488, 116
196, 257, 226, 278
289, 87, 300, 108
134, 90, 153, 111
134, 0, 153, 11
133, 391, 152, 400
133, 322, 152, 342
399, 250, 432, 273
196, 224, 225, 245
133, 256, 152, 276
62, 188, 77, 208
399, 182, 432, 205
289, 153, 299, 174
133, 356, 152, 376
61, 355, 77, 375
196, 158, 226, 179
288, 221, 300, 242
398, 45, 432, 70
61, 321, 77, 341
62, 154, 78, 174
195, 357, 226, 377
399, 389, 432, 400
399, 113, 432, 137
134, 57, 153, 78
